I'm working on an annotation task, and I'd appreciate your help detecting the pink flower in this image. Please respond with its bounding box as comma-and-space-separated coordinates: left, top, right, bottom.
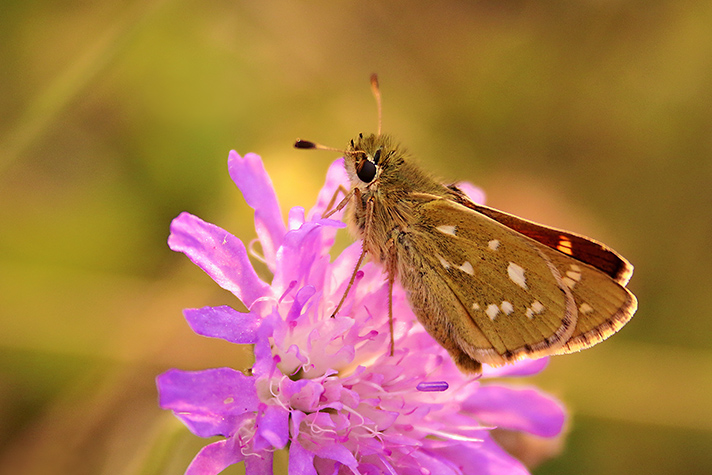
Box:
157, 151, 566, 474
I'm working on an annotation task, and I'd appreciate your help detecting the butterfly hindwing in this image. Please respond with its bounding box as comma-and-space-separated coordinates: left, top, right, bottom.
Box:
539, 244, 637, 354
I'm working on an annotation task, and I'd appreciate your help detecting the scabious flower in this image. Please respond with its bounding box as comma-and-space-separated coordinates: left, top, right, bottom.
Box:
157, 151, 567, 474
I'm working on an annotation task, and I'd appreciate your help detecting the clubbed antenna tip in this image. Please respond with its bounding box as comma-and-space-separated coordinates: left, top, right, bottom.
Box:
294, 139, 317, 149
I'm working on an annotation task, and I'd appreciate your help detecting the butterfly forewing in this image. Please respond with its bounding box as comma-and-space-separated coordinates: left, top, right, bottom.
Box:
400, 193, 635, 367
455, 199, 638, 353
449, 192, 634, 285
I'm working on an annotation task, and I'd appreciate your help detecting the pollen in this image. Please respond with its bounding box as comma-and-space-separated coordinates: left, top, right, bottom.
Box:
507, 262, 527, 289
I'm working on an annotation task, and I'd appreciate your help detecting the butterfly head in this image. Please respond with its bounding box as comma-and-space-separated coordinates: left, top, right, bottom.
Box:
345, 133, 401, 190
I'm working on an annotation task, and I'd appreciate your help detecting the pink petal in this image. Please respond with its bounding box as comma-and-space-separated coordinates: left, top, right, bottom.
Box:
289, 206, 306, 230
314, 443, 359, 469
157, 368, 258, 438
168, 212, 270, 308
272, 222, 329, 293
184, 306, 260, 344
288, 441, 317, 475
456, 181, 486, 205
186, 439, 243, 475
255, 404, 289, 450
307, 158, 350, 221
483, 357, 549, 378
430, 436, 530, 475
245, 452, 273, 475
462, 384, 566, 437
228, 151, 286, 270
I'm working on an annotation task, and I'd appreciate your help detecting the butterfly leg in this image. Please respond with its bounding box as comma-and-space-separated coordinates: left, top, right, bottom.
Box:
322, 185, 353, 219
386, 237, 397, 356
329, 246, 367, 318
329, 190, 372, 318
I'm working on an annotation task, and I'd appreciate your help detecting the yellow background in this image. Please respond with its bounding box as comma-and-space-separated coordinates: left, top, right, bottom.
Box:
1, 1, 711, 473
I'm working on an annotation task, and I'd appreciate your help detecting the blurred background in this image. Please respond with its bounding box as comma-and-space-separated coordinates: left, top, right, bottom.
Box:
1, 1, 711, 473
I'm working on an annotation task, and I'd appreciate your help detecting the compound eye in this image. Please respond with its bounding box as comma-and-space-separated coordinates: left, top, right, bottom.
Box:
356, 159, 377, 183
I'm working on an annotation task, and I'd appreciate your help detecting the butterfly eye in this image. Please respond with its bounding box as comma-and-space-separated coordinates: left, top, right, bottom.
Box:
356, 158, 377, 183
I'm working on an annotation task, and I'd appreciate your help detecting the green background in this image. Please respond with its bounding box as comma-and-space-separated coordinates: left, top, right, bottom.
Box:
1, 1, 711, 473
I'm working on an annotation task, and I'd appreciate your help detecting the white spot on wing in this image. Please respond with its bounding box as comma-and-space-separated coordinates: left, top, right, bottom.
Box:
471, 302, 480, 311
458, 261, 474, 275
566, 270, 582, 282
507, 262, 527, 289
436, 254, 450, 269
488, 239, 500, 251
579, 303, 594, 314
562, 277, 577, 289
436, 225, 457, 236
526, 300, 545, 319
570, 264, 581, 272
500, 301, 514, 315
486, 304, 500, 320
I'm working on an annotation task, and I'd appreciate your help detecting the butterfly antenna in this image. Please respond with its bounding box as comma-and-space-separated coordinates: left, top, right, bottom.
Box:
294, 139, 354, 156
370, 73, 382, 136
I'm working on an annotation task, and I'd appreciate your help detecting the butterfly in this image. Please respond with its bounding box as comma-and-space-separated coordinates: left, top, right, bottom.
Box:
296, 75, 637, 374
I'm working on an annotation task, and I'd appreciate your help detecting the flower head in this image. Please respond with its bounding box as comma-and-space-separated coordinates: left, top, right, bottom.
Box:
157, 151, 566, 474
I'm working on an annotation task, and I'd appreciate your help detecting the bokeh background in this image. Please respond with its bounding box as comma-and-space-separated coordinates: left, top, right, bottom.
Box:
1, 1, 711, 474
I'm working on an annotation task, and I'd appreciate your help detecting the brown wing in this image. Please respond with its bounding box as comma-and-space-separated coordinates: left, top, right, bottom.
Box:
447, 186, 634, 285
396, 193, 636, 371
